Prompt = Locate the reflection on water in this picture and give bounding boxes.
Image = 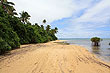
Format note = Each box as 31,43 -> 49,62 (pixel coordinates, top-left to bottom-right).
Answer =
92,46 -> 101,55
60,38 -> 110,62
91,45 -> 110,62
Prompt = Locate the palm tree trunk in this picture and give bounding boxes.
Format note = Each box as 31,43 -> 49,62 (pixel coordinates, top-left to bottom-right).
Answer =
94,42 -> 99,46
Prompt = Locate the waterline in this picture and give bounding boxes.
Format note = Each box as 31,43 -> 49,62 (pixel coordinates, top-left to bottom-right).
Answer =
59,38 -> 110,62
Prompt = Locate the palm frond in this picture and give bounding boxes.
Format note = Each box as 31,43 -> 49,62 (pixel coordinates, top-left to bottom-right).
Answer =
7,2 -> 15,5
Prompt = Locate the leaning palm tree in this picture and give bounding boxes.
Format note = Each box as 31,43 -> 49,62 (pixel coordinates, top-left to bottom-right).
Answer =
54,27 -> 58,33
91,37 -> 101,46
50,27 -> 58,34
19,11 -> 31,24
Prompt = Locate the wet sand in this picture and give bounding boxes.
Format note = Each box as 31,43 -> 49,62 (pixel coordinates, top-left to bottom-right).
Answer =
0,40 -> 110,73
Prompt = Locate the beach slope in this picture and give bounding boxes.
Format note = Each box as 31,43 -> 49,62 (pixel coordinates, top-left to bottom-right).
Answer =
0,40 -> 110,73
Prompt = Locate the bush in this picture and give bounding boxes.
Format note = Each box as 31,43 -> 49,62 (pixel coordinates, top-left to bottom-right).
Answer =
0,2 -> 58,55
0,37 -> 11,54
91,37 -> 101,46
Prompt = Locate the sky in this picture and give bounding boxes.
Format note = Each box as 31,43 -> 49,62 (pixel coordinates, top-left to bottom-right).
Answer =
9,0 -> 110,38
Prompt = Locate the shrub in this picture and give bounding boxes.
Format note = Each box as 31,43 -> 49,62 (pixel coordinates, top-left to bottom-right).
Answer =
0,37 -> 11,54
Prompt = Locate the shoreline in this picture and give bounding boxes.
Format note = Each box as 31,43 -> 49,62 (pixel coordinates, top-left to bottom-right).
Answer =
0,40 -> 110,73
60,40 -> 110,63
56,40 -> 110,64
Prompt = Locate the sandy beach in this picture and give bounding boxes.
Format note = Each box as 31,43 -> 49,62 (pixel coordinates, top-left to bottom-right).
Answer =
0,40 -> 110,73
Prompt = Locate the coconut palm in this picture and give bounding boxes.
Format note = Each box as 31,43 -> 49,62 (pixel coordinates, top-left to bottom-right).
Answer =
19,11 -> 31,24
46,25 -> 51,32
6,5 -> 17,16
50,27 -> 58,34
91,37 -> 101,46
41,25 -> 44,30
54,27 -> 58,33
43,19 -> 46,24
0,0 -> 17,16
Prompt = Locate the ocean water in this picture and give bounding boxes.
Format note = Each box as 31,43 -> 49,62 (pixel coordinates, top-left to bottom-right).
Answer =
59,38 -> 110,62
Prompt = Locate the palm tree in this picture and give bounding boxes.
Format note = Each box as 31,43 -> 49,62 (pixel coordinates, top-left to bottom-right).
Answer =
0,0 -> 17,16
41,25 -> 44,30
43,19 -> 46,24
50,27 -> 58,34
19,11 -> 31,24
46,25 -> 51,32
50,29 -> 55,34
91,37 -> 101,46
54,27 -> 58,33
6,5 -> 17,16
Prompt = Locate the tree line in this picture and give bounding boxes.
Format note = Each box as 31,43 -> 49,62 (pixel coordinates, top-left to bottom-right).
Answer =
0,0 -> 58,54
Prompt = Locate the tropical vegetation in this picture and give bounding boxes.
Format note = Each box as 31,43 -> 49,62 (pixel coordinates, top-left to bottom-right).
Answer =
0,0 -> 58,54
91,37 -> 101,46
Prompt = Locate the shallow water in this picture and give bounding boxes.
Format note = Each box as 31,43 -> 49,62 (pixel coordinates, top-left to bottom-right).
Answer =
59,38 -> 110,62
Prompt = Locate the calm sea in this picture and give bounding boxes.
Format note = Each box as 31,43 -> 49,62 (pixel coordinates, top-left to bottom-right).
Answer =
59,38 -> 110,62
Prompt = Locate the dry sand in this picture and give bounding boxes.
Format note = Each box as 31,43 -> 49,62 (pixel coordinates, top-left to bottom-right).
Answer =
0,40 -> 110,73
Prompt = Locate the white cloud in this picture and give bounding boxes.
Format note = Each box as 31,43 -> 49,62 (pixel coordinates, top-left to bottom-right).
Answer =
75,0 -> 110,23
9,0 -> 77,24
60,0 -> 110,38
8,0 -> 95,24
8,0 -> 110,38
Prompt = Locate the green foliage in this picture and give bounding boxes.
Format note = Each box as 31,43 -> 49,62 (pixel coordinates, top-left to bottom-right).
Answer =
0,7 -> 20,48
0,0 -> 58,54
19,11 -> 31,24
91,37 -> 101,46
7,16 -> 30,44
91,37 -> 101,43
0,37 -> 11,54
46,25 -> 51,32
0,0 -> 17,16
0,19 -> 20,49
